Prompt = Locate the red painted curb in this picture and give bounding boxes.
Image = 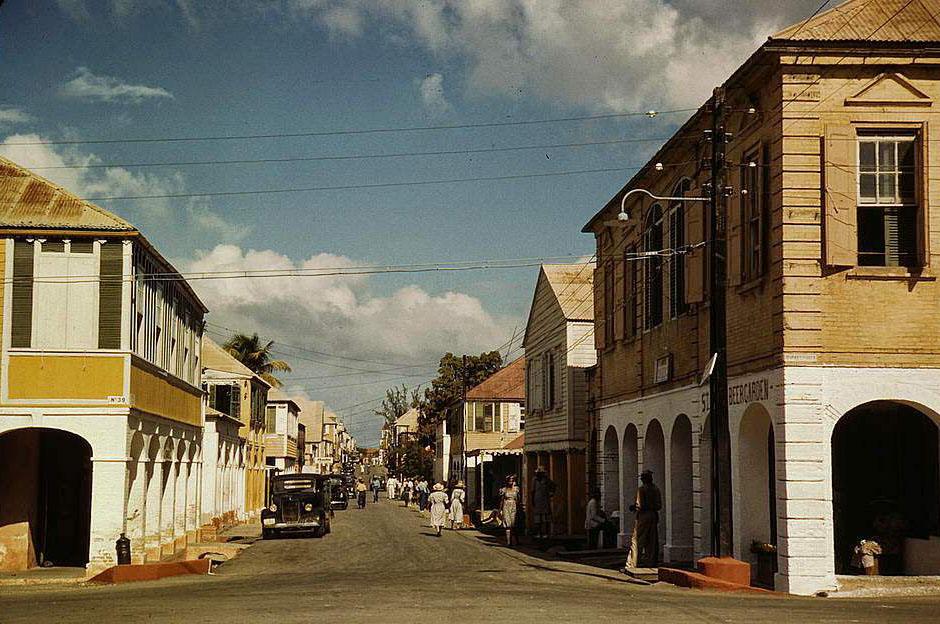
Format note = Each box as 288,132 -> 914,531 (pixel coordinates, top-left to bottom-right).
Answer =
658,567 -> 778,594
88,559 -> 211,585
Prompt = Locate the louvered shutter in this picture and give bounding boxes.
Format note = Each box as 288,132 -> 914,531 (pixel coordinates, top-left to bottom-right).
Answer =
98,241 -> 124,349
11,240 -> 34,348
613,260 -> 625,341
916,130 -> 929,267
824,124 -> 858,266
593,265 -> 606,350
685,202 -> 705,303
728,190 -> 743,286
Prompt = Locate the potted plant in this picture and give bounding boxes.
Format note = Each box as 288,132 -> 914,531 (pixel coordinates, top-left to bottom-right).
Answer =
750,540 -> 778,588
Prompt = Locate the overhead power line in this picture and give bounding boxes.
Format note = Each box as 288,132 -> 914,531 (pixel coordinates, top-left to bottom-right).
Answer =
2,108 -> 698,147
21,136 -> 676,171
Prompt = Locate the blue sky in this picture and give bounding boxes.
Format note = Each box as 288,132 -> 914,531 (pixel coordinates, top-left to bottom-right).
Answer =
0,0 -> 821,444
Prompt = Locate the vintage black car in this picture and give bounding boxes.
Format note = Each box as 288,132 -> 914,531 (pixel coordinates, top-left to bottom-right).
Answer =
261,474 -> 332,539
329,477 -> 349,510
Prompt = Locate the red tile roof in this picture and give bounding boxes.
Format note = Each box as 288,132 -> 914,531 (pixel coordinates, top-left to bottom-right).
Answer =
466,357 -> 525,401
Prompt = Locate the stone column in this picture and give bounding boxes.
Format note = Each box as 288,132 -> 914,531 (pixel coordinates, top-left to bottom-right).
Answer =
174,457 -> 188,553
188,458 -> 200,543
144,460 -> 163,562
87,458 -> 128,574
160,460 -> 177,558
124,458 -> 148,564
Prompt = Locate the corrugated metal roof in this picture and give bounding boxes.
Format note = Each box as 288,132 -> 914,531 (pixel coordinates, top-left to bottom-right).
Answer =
267,387 -> 301,411
773,0 -> 940,42
466,357 -> 526,401
0,157 -> 137,230
542,263 -> 595,321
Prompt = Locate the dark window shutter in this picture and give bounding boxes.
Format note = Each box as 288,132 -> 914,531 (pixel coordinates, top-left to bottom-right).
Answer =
11,240 -> 34,348
98,242 -> 123,349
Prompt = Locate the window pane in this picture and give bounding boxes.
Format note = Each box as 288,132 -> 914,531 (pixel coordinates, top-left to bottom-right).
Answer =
878,173 -> 896,202
859,142 -> 876,172
898,139 -> 915,170
878,141 -> 896,171
857,206 -> 886,266
899,172 -> 916,203
859,174 -> 877,202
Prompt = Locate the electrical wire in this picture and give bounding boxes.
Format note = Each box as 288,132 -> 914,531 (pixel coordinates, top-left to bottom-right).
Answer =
2,108 -> 698,147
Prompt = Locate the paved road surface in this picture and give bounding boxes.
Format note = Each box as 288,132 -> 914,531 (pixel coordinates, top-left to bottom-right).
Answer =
2,498 -> 940,623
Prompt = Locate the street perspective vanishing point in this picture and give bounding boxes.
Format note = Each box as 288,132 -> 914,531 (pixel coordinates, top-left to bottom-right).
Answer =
6,1 -> 940,622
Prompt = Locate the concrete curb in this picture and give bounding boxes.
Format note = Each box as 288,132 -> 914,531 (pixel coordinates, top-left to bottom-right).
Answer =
449,525 -> 650,586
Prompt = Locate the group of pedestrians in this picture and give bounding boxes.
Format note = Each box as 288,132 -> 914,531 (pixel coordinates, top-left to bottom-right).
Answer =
385,474 -> 467,536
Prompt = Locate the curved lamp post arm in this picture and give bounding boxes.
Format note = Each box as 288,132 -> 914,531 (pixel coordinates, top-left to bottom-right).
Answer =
618,188 -> 709,221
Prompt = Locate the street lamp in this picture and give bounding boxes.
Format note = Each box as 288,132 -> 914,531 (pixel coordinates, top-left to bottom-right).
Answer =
614,187 -> 709,223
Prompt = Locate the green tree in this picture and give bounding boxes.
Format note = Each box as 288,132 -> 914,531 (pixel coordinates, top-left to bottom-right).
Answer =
417,351 -> 503,442
373,384 -> 420,427
223,332 -> 293,388
398,438 -> 433,479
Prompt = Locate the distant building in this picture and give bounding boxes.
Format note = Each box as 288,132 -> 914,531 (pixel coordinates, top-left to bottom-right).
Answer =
264,388 -> 301,473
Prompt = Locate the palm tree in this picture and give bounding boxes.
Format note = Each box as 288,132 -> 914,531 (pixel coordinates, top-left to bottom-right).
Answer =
223,333 -> 292,388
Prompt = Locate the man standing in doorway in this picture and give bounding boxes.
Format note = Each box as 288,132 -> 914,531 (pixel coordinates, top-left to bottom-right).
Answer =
532,467 -> 556,539
626,470 -> 662,569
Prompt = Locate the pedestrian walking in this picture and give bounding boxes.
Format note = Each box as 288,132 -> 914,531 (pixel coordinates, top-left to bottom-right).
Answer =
499,475 -> 521,546
449,481 -> 466,530
402,478 -> 414,507
416,478 -> 429,510
356,479 -> 368,509
371,475 -> 381,503
428,482 -> 449,536
532,466 -> 556,539
625,470 -> 662,569
387,476 -> 398,500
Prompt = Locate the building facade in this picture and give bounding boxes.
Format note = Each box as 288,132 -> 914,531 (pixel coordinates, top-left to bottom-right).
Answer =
582,0 -> 940,594
264,389 -> 300,474
523,264 -> 596,536
0,157 -> 206,573
448,357 -> 526,514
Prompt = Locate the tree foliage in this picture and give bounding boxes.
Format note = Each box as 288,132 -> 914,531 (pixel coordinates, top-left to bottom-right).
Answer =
397,438 -> 433,480
373,384 -> 421,427
417,351 -> 503,438
223,333 -> 293,388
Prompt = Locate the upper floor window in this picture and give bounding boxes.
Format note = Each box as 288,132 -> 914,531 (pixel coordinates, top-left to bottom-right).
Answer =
603,260 -> 614,346
623,245 -> 638,339
858,133 -> 918,267
644,204 -> 664,330
739,146 -> 770,282
669,180 -> 691,317
265,406 -> 278,433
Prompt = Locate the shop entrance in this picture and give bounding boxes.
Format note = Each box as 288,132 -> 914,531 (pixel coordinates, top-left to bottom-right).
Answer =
832,401 -> 940,575
0,428 -> 93,570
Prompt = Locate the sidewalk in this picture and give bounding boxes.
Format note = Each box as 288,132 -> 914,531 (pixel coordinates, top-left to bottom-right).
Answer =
0,566 -> 87,587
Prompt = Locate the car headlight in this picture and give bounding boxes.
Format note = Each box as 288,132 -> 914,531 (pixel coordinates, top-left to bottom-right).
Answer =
269,503 -> 278,512
304,503 -> 313,512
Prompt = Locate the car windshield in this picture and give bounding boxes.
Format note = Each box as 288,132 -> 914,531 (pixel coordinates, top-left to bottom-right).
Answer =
272,478 -> 319,494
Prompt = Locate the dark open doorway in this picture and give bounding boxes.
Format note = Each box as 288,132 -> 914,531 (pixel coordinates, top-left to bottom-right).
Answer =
832,402 -> 940,575
0,428 -> 93,569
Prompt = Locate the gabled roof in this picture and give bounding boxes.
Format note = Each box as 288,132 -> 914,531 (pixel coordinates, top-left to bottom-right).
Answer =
395,408 -> 420,430
772,0 -> 940,43
0,157 -> 137,231
202,337 -> 272,388
267,387 -> 300,412
297,399 -> 324,443
543,264 -> 595,321
466,357 -> 525,402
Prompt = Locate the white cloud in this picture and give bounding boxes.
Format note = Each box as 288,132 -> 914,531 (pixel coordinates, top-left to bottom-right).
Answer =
184,244 -> 515,362
0,134 -> 253,244
419,73 -> 451,114
285,0 -> 818,112
0,108 -> 33,128
59,67 -> 174,104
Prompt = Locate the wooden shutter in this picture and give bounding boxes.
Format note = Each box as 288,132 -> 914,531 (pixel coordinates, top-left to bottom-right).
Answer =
11,240 -> 34,348
685,202 -> 705,303
917,127 -> 929,267
98,241 -> 124,349
613,260 -> 625,341
593,265 -> 606,350
824,124 -> 858,266
728,190 -> 743,286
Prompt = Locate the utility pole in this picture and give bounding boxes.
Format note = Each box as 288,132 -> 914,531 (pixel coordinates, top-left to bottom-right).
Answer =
706,86 -> 734,558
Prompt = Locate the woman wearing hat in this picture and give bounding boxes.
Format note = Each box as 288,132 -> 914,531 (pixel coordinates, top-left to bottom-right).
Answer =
449,481 -> 466,530
499,475 -> 521,546
428,482 -> 449,536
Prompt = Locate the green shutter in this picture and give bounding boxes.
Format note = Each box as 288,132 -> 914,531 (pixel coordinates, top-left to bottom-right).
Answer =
98,242 -> 123,349
11,240 -> 33,348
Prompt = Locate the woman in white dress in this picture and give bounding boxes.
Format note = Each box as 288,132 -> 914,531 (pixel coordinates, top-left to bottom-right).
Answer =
499,475 -> 521,546
449,481 -> 466,530
428,483 -> 449,536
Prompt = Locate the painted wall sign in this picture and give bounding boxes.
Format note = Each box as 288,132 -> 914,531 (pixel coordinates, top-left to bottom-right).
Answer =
728,378 -> 770,406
